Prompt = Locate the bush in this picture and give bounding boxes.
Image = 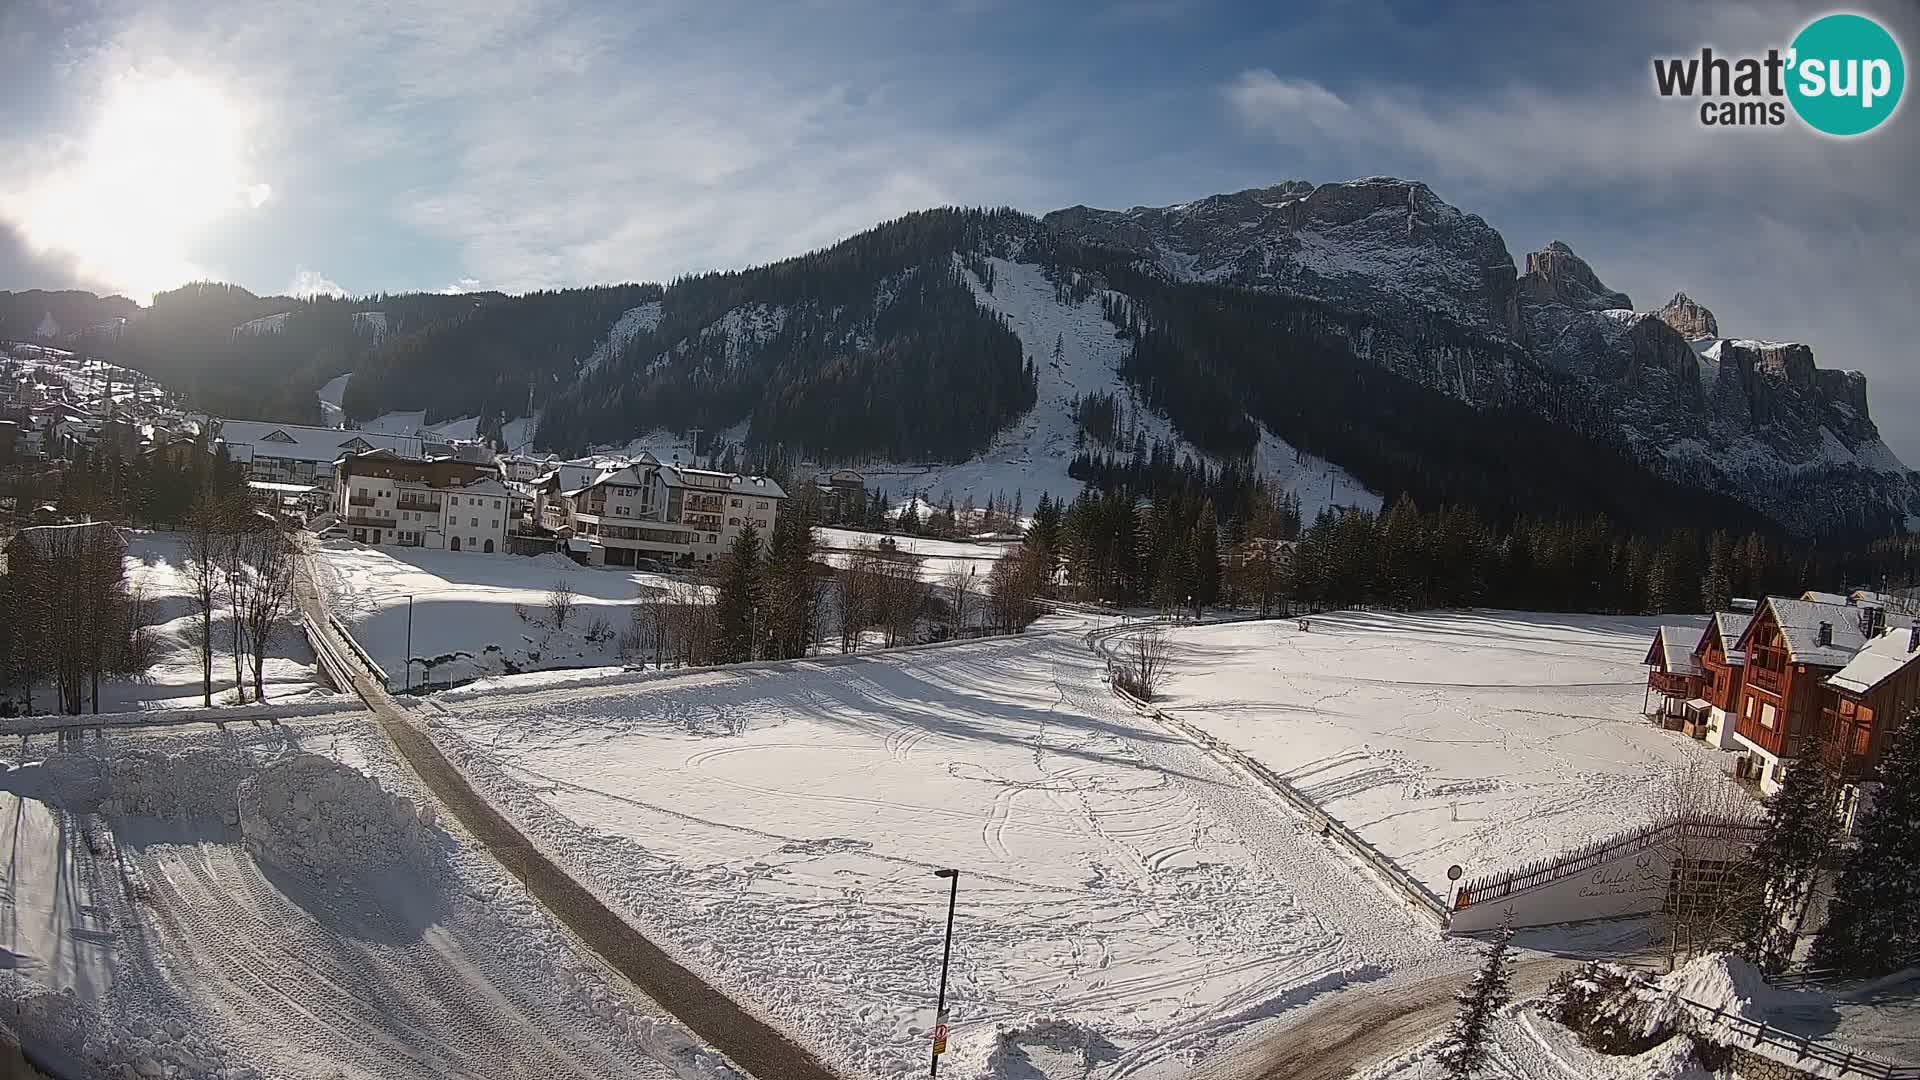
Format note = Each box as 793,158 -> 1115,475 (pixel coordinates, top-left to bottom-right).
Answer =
1547,962 -> 1677,1056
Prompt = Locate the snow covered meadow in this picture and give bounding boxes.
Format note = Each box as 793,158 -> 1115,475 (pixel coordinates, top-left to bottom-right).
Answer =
309,542 -> 693,686
0,718 -> 734,1080
1149,611 -> 1733,894
422,619 -> 1464,1079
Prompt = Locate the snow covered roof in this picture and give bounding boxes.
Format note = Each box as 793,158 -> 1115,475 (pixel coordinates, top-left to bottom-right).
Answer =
455,477 -> 512,498
1709,611 -> 1753,664
1746,596 -> 1870,668
218,420 -> 422,464
1826,625 -> 1920,696
658,465 -> 787,499
1800,590 -> 1850,606
1647,626 -> 1703,674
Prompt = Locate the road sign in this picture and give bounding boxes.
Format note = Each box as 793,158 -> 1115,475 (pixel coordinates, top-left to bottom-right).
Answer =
932,1009 -> 950,1056
1447,864 -> 1464,882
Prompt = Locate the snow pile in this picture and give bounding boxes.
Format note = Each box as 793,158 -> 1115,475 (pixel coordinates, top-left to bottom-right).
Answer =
237,752 -> 439,877
2,747 -> 262,823
938,1017 -> 1120,1080
3,986 -> 263,1080
1659,953 -> 1781,1023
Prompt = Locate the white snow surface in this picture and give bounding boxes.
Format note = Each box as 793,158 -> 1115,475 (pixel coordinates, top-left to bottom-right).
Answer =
317,371 -> 351,427
309,542 -> 691,684
0,721 -> 738,1080
1150,611 -> 1735,892
231,312 -> 291,337
110,531 -> 336,710
580,301 -> 664,378
1355,1002 -> 1709,1080
814,526 -> 1018,583
850,256 -> 1377,521
423,622 -> 1462,1079
361,410 -> 482,442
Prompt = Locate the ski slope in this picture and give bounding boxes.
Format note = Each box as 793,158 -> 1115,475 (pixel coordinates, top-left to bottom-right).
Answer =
424,621 -> 1463,1079
1150,611 -> 1735,893
855,256 -> 1377,519
0,719 -> 732,1080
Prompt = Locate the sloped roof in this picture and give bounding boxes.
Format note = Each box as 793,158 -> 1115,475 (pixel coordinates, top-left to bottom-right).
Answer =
8,521 -> 125,555
1826,625 -> 1920,696
1745,596 -> 1869,668
1647,625 -> 1704,674
1711,611 -> 1753,664
1801,590 -> 1850,606
218,419 -> 422,464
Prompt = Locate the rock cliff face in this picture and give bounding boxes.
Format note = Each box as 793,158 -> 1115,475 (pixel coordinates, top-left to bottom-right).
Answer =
1047,181 -> 1917,536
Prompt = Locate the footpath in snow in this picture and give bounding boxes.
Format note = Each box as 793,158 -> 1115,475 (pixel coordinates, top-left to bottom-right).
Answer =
0,718 -> 737,1080
1149,610 -> 1735,894
423,620 -> 1466,1079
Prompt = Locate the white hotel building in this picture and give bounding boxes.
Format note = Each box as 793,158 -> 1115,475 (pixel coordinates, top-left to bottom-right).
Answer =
534,452 -> 786,566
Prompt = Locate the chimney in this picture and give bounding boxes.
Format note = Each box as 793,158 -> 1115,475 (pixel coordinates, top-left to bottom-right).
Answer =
1817,621 -> 1833,647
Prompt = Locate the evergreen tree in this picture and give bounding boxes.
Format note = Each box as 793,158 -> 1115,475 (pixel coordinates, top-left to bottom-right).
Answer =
1810,707 -> 1920,975
1191,499 -> 1220,613
1439,926 -> 1514,1078
1741,735 -> 1843,974
714,525 -> 763,663
1702,531 -> 1734,614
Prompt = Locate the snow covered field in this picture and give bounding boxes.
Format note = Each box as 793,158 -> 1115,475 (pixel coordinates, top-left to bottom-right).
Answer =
100,532 -> 333,711
1150,611 -> 1732,894
309,542 -> 691,686
815,526 -> 1016,582
0,718 -> 732,1080
423,622 -> 1463,1079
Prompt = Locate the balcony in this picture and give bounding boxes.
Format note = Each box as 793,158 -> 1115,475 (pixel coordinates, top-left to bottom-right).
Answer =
1747,664 -> 1785,693
1648,670 -> 1702,698
348,495 -> 376,508
684,495 -> 725,513
397,498 -> 442,513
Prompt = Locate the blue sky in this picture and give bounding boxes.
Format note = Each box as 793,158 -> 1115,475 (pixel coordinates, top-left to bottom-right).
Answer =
3,0 -> 1917,461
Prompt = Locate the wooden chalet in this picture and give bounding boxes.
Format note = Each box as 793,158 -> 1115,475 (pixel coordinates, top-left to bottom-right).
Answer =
1644,624 -> 1706,724
1690,611 -> 1751,748
1731,596 -> 1880,793
1821,621 -> 1920,782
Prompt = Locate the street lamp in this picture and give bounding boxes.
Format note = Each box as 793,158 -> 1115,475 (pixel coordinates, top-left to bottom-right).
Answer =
404,594 -> 414,691
930,868 -> 959,1077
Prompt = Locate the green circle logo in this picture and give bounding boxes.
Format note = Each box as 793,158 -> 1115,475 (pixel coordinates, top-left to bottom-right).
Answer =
1787,13 -> 1905,136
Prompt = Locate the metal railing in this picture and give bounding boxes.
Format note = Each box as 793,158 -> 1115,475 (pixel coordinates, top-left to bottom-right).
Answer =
1676,996 -> 1920,1079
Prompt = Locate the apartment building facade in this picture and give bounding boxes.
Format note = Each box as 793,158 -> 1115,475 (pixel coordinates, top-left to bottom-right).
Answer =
535,452 -> 786,566
332,449 -> 510,554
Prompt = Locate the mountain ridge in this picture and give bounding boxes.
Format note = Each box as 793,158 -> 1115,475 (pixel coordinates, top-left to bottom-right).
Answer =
3,178 -> 1912,540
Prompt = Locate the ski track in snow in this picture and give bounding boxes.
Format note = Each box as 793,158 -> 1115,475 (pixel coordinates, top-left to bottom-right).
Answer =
425,623 -> 1464,1080
0,720 -> 737,1080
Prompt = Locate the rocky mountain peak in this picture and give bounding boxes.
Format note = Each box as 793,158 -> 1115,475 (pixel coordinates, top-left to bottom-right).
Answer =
1656,292 -> 1719,340
1517,241 -> 1631,312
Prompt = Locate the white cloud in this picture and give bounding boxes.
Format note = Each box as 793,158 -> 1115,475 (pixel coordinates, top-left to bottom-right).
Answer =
286,267 -> 346,298
440,277 -> 482,294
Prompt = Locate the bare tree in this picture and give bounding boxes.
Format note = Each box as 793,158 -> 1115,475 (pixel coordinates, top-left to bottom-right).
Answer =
220,523 -> 249,703
1117,627 -> 1171,701
986,544 -> 1043,633
942,565 -> 979,635
547,572 -> 578,629
237,520 -> 298,701
1648,758 -> 1766,967
182,497 -> 225,707
835,546 -> 884,653
876,552 -> 928,647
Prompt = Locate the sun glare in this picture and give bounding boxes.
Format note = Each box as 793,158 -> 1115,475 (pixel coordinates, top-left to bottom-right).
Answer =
10,72 -> 269,301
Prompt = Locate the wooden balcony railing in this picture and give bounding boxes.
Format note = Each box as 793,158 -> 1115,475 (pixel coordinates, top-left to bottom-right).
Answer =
1649,670 -> 1702,697
1748,664 -> 1785,692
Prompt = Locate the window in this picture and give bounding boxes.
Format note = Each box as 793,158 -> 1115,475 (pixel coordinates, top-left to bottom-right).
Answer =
469,537 -> 478,548
706,533 -> 717,544
1760,703 -> 1777,729
470,517 -> 479,527
730,498 -> 742,507
493,499 -> 501,509
757,500 -> 768,509
490,519 -> 499,529
728,517 -> 740,526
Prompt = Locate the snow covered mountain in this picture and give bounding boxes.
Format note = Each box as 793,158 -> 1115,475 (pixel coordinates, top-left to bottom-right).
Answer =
1044,178 -> 1917,537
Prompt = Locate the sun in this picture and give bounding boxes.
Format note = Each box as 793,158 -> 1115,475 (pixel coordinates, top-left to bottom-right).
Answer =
7,71 -> 270,302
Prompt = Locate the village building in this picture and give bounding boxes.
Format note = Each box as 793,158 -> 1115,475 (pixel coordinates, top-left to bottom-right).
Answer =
534,452 -> 786,567
1692,611 -> 1752,749
217,420 -> 422,492
1821,621 -> 1920,785
1729,595 -> 1881,794
331,449 -> 510,554
1643,624 -> 1706,725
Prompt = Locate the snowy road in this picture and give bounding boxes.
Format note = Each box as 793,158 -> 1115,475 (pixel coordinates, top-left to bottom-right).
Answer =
426,623 -> 1471,1078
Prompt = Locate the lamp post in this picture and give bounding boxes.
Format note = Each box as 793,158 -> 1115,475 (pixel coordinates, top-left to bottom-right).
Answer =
404,594 -> 414,691
930,868 -> 959,1077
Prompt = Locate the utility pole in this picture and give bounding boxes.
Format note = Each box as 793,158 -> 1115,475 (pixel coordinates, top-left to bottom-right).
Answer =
930,868 -> 959,1077
687,426 -> 704,468
405,594 -> 414,691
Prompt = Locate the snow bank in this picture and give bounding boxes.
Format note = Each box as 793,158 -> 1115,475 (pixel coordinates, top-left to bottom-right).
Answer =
4,986 -> 264,1080
237,753 -> 440,877
1659,953 -> 1781,1022
939,1017 -> 1120,1080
